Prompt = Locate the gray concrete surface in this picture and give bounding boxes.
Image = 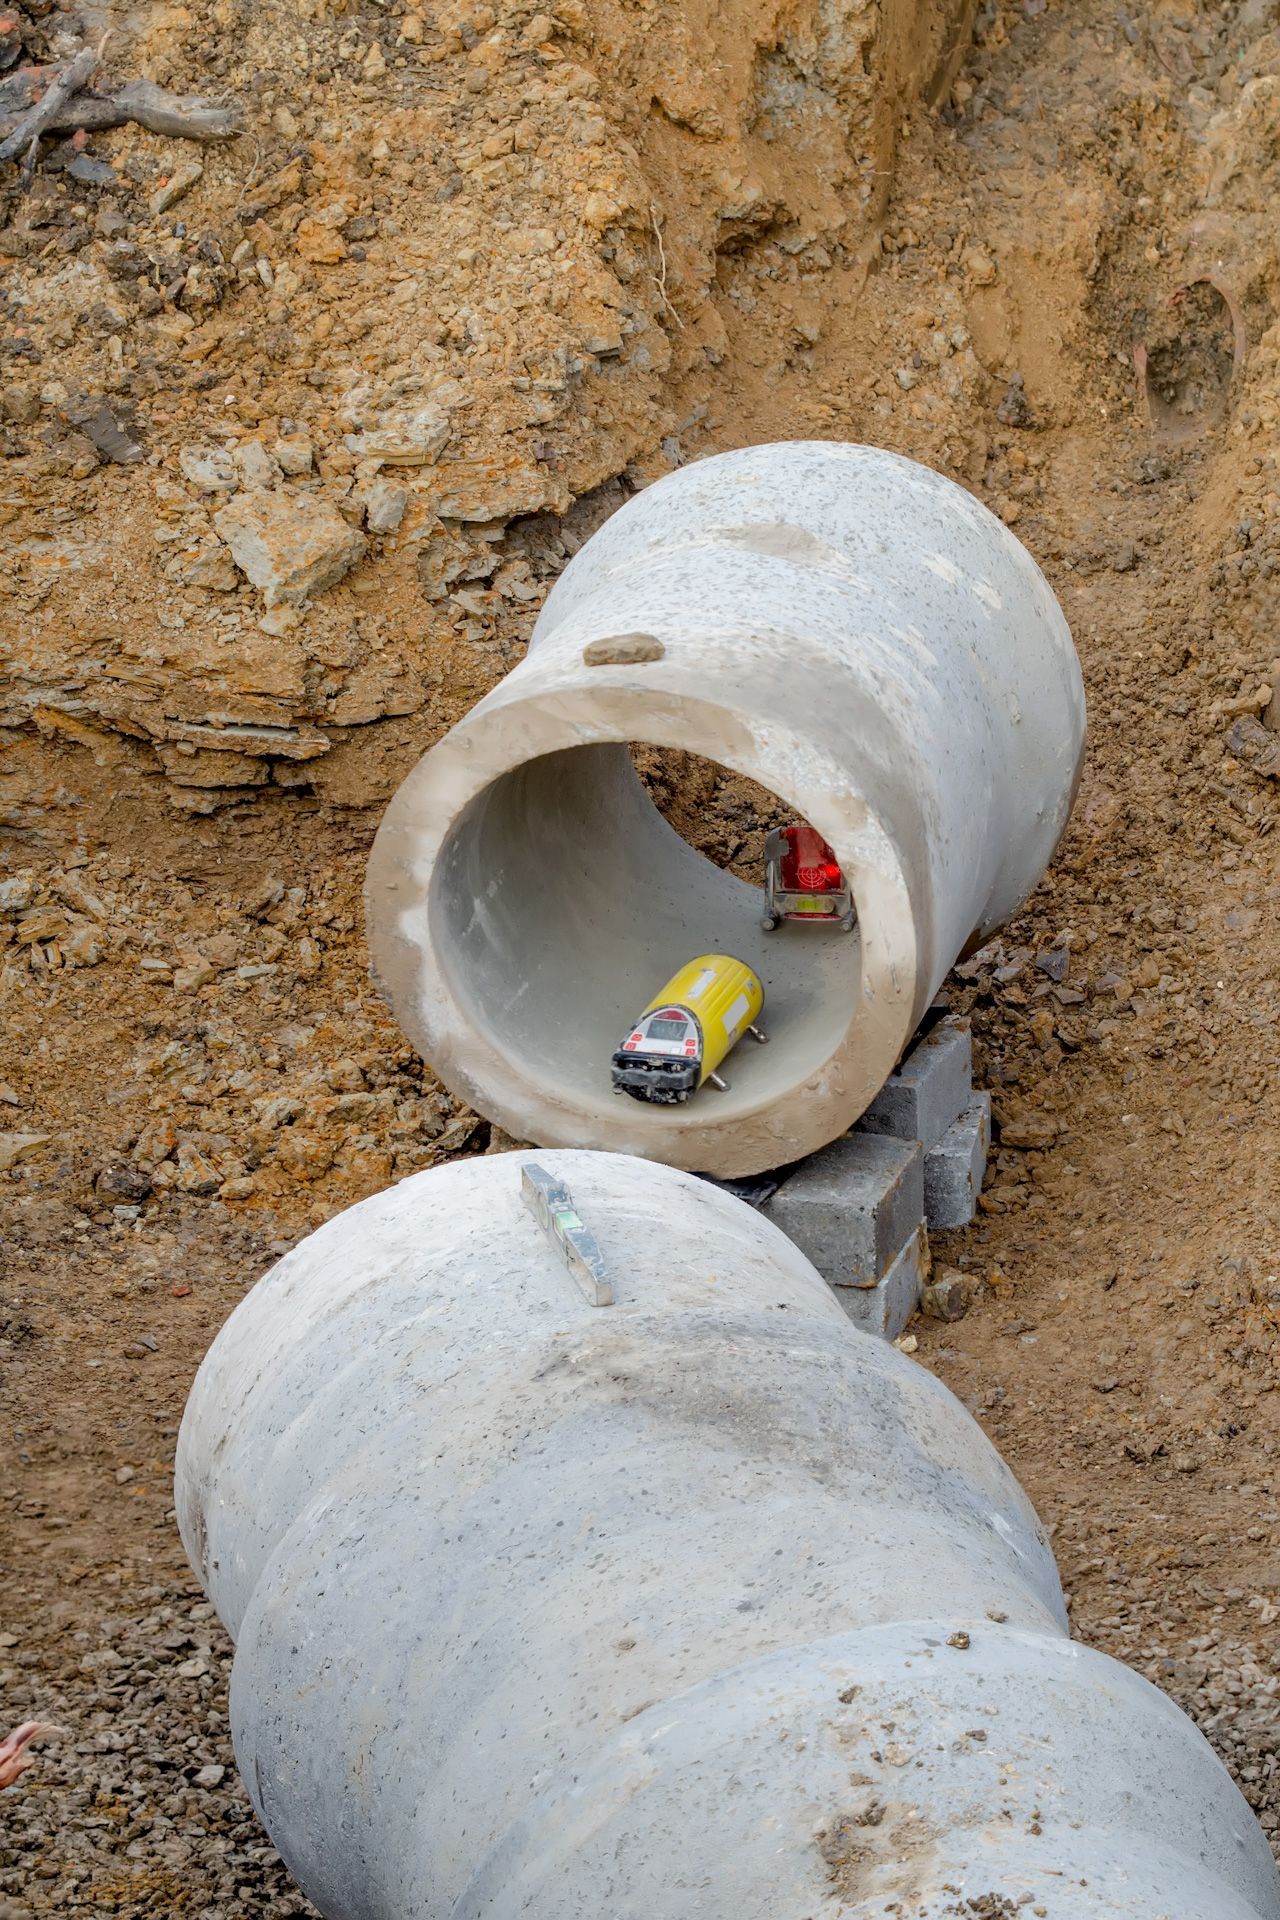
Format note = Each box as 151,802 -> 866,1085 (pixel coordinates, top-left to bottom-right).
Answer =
177,1150 -> 1280,1920
858,1014 -> 973,1152
761,1131 -> 923,1287
364,442 -> 1085,1176
925,1092 -> 992,1230
839,1220 -> 930,1340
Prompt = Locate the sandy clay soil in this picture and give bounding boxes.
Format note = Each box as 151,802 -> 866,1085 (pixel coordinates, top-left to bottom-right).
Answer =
3,0 -> 1280,1908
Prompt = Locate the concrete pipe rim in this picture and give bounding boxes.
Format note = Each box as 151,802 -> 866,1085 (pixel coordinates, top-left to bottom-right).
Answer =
365,680 -> 920,1177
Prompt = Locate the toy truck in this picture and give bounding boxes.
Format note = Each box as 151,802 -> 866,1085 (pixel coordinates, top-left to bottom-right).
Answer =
611,954 -> 766,1104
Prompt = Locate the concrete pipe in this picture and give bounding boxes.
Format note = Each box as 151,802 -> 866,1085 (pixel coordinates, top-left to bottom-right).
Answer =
365,442 -> 1085,1176
176,1150 -> 1279,1920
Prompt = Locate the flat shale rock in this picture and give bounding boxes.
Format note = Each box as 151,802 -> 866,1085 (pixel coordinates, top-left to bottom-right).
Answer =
213,490 -> 367,606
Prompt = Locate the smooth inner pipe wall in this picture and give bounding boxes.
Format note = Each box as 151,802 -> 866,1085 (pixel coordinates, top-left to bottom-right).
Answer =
175,1151 -> 1280,1920
365,442 -> 1086,1176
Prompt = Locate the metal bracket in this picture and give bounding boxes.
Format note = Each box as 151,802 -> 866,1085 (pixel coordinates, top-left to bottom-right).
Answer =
521,1162 -> 614,1307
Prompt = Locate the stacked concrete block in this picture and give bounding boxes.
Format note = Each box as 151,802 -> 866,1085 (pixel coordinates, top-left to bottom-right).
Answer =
859,1016 -> 973,1152
762,1134 -> 926,1340
757,1015 -> 989,1340
857,1016 -> 990,1233
924,1089 -> 992,1229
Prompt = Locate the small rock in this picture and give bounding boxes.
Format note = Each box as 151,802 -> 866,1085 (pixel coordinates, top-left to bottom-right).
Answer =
96,1163 -> 152,1203
1262,658 -> 1280,732
175,1145 -> 221,1195
895,367 -> 918,391
1112,541 -> 1138,573
583,633 -> 665,666
252,1093 -> 302,1128
947,1630 -> 971,1649
259,606 -> 300,635
0,1132 -> 49,1171
344,402 -> 450,467
996,1106 -> 1058,1151
1029,1008 -> 1055,1048
996,371 -> 1035,428
179,445 -> 238,493
921,1269 -> 970,1322
67,153 -> 118,187
213,489 -> 367,606
149,159 -> 203,215
296,216 -> 347,265
294,935 -> 322,977
62,922 -> 105,967
55,872 -> 105,919
1228,713 -> 1280,780
274,1131 -> 335,1179
273,434 -> 314,476
434,1113 -> 480,1154
364,478 -> 408,533
76,398 -> 143,465
1,383 -> 40,426
961,245 -> 998,285
1034,946 -> 1069,982
0,872 -> 36,913
234,439 -> 281,489
17,907 -> 69,945
245,871 -> 285,915
173,958 -> 216,991
363,39 -> 387,78
193,1762 -> 226,1787
115,1465 -> 135,1485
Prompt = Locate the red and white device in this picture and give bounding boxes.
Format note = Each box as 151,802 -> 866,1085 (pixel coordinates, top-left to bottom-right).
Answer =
761,824 -> 856,931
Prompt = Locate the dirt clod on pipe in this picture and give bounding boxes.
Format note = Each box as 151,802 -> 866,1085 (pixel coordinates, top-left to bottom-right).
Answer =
175,1151 -> 1280,1920
365,442 -> 1086,1176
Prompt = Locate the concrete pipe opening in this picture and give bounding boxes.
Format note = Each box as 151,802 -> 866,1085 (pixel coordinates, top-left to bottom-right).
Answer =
430,737 -> 866,1123
367,442 -> 1086,1176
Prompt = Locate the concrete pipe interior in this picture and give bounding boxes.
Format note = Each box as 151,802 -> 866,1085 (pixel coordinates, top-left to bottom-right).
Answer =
432,740 -> 860,1129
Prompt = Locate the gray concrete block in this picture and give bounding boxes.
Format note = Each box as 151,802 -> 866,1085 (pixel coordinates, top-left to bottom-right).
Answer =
924,1093 -> 991,1231
857,1016 -> 973,1152
762,1133 -> 923,1288
834,1224 -> 929,1340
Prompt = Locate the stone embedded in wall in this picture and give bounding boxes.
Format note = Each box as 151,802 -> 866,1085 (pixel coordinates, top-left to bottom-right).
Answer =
213,490 -> 368,607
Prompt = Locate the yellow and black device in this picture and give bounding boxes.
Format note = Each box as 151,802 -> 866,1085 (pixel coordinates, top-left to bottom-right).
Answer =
611,954 -> 766,1105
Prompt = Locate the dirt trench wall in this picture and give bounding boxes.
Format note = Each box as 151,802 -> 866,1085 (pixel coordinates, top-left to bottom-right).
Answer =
0,0 -> 974,819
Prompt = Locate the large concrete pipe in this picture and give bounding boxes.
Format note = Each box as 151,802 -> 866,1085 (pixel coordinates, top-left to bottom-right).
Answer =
176,1150 -> 1279,1920
365,443 -> 1086,1176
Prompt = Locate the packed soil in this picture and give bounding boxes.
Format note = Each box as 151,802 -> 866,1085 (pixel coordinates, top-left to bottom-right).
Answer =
4,0 -> 1280,1909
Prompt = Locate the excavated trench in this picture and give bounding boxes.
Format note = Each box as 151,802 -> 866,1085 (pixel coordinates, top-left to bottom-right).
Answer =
6,0 -> 1280,1909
